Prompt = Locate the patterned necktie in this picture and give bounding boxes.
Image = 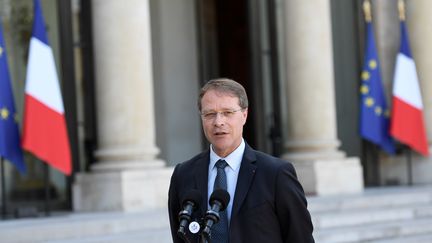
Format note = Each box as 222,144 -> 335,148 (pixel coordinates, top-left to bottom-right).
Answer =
211,159 -> 229,243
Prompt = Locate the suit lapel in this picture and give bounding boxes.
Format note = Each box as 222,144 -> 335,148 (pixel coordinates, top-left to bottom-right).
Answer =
194,150 -> 210,215
231,144 -> 257,218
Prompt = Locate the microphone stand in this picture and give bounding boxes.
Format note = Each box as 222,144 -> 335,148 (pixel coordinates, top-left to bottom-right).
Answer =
200,234 -> 209,243
178,231 -> 193,243
178,224 -> 209,243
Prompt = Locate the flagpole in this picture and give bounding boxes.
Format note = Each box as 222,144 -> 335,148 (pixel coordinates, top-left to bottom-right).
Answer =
1,157 -> 6,219
44,163 -> 51,216
363,0 -> 371,23
406,147 -> 413,186
398,0 -> 406,22
373,144 -> 381,186
398,0 -> 413,187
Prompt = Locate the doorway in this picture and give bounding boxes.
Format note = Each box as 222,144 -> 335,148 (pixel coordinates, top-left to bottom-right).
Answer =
196,0 -> 283,155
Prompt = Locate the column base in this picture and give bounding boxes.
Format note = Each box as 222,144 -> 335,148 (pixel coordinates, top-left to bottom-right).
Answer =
73,167 -> 173,212
290,157 -> 364,196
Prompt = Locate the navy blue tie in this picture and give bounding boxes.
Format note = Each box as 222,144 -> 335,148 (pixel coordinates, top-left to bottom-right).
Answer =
211,159 -> 229,243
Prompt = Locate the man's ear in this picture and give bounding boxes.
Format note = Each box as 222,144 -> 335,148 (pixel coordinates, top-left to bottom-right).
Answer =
242,108 -> 248,122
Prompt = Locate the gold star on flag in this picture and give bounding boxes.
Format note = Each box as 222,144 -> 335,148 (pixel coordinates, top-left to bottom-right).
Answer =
361,71 -> 370,81
360,84 -> 369,94
365,97 -> 374,107
0,46 -> 3,57
375,106 -> 382,115
1,107 -> 9,120
368,59 -> 377,69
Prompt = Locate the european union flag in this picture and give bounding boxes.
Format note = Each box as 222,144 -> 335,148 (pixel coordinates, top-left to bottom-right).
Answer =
0,20 -> 26,173
359,22 -> 395,154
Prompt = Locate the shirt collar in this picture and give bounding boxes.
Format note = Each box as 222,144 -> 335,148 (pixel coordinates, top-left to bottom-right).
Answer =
209,139 -> 245,172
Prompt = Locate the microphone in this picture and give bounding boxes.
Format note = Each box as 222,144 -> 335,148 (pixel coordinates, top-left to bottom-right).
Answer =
177,189 -> 202,237
201,189 -> 230,239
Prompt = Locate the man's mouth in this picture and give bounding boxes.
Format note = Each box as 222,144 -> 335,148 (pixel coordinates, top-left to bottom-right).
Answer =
214,131 -> 228,136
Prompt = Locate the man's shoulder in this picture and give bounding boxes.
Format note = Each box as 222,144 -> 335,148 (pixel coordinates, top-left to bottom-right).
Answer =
175,150 -> 208,169
249,148 -> 295,170
251,148 -> 288,163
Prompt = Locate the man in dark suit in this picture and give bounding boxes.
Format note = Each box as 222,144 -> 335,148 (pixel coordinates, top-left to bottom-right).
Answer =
168,78 -> 314,243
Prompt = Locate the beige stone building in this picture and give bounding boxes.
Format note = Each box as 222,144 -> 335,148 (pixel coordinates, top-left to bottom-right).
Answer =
0,0 -> 431,214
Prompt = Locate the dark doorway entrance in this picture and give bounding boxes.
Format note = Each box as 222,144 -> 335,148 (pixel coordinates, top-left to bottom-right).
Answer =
197,0 -> 283,155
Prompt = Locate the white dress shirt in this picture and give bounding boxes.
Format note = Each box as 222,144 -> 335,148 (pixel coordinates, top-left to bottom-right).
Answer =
207,139 -> 245,223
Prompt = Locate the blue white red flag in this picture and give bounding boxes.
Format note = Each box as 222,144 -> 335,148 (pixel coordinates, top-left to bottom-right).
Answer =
22,0 -> 72,175
390,20 -> 429,156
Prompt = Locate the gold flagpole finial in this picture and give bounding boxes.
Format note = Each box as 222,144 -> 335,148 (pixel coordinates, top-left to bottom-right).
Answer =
398,0 -> 406,21
363,0 -> 372,23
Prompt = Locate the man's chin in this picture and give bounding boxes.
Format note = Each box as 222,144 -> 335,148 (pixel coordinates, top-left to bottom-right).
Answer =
211,142 -> 230,154
210,135 -> 228,143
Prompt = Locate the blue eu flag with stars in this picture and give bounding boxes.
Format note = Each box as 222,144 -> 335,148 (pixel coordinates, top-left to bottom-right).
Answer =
359,22 -> 395,154
0,21 -> 26,173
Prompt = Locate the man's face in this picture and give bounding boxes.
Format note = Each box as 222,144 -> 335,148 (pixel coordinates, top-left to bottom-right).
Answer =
200,89 -> 248,157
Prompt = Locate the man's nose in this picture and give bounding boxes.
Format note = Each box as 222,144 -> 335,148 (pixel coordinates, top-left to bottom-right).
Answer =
213,113 -> 225,126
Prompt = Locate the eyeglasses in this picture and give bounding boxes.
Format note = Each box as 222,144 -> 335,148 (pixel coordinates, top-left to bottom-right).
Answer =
201,108 -> 244,120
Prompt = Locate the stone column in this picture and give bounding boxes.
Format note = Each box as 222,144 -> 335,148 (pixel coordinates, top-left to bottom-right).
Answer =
73,0 -> 172,212
90,0 -> 163,171
282,0 -> 363,195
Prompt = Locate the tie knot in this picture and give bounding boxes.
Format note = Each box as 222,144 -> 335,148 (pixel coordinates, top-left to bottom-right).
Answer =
215,159 -> 228,169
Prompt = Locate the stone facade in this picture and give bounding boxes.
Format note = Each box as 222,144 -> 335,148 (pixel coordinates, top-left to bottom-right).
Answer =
72,0 -> 432,212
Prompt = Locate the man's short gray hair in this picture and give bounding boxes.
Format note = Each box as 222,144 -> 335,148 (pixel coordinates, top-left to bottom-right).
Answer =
198,78 -> 249,111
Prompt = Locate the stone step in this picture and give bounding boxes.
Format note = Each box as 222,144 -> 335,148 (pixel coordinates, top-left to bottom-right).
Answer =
2,186 -> 432,242
312,204 -> 432,229
308,186 -> 432,214
45,227 -> 172,243
0,209 -> 169,243
314,217 -> 432,243
368,233 -> 432,243
310,186 -> 432,242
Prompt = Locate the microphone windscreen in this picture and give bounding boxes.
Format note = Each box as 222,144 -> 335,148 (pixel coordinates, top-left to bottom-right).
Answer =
209,189 -> 230,211
181,189 -> 202,208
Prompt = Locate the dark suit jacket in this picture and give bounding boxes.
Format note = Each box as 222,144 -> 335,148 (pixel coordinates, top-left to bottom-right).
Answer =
168,144 -> 314,243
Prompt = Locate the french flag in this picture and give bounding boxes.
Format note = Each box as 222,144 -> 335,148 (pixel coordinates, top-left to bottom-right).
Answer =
22,0 -> 72,175
390,20 -> 429,156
